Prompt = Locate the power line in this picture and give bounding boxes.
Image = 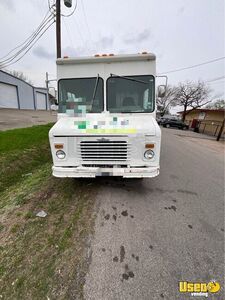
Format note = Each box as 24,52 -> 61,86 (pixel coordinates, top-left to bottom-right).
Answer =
208,81 -> 225,87
0,4 -> 56,68
207,76 -> 225,83
0,15 -> 55,67
158,56 -> 225,75
0,7 -> 55,62
62,18 -> 75,49
0,21 -> 55,69
71,15 -> 89,51
80,0 -> 95,50
208,80 -> 225,86
48,0 -> 55,10
0,15 -> 54,65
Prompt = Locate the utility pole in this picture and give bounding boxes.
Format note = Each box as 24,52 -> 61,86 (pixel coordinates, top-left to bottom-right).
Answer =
45,72 -> 50,111
216,118 -> 225,141
56,0 -> 61,58
55,1 -> 72,59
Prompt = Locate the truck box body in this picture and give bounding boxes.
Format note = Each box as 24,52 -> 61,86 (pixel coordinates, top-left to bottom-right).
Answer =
49,53 -> 161,178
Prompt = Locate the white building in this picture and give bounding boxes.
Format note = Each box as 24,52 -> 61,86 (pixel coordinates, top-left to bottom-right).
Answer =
0,70 -> 50,110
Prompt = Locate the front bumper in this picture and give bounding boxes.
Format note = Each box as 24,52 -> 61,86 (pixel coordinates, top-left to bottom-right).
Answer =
52,166 -> 160,178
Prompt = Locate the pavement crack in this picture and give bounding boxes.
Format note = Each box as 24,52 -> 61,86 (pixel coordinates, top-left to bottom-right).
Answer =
120,245 -> 125,262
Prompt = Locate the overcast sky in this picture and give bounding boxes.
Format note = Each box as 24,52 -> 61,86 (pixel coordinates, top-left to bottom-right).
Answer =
0,0 -> 224,100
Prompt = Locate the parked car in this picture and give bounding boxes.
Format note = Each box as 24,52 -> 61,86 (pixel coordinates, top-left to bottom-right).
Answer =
162,119 -> 189,130
157,117 -> 170,125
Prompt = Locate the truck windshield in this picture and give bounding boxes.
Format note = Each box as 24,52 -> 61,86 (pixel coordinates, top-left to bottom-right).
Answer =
58,77 -> 104,114
107,75 -> 155,113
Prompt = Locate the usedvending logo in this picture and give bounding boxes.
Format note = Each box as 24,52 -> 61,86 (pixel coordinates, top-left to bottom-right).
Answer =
179,280 -> 220,297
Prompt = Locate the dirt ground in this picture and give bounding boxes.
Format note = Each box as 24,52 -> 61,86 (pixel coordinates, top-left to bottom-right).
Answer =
0,108 -> 57,131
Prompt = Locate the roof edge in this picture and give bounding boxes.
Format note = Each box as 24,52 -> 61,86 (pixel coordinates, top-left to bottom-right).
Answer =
57,53 -> 156,65
177,108 -> 225,113
0,69 -> 46,90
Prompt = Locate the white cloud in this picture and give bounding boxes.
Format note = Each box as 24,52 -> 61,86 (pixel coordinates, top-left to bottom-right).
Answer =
0,0 -> 15,11
124,29 -> 152,44
33,46 -> 55,60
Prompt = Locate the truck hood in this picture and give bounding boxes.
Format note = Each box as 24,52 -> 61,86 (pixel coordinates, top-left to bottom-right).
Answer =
49,114 -> 159,137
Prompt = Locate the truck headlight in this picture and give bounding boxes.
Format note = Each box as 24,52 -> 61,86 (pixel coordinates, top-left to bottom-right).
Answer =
144,149 -> 154,159
56,150 -> 66,159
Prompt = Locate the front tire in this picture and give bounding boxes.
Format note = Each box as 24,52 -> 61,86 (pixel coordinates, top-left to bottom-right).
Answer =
166,124 -> 170,128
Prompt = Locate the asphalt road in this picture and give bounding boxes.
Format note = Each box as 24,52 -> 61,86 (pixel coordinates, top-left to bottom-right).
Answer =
83,128 -> 224,300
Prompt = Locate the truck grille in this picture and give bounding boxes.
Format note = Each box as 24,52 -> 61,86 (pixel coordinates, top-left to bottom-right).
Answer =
79,140 -> 129,161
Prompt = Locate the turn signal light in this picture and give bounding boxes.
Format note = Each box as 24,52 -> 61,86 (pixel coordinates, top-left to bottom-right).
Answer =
54,143 -> 64,149
145,143 -> 154,149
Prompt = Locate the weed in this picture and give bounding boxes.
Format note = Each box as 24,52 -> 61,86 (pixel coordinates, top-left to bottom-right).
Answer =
24,211 -> 34,220
0,124 -> 97,299
10,224 -> 21,233
0,223 -> 4,232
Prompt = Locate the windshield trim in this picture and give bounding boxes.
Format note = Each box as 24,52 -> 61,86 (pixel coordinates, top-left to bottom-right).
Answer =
58,76 -> 104,114
106,74 -> 155,114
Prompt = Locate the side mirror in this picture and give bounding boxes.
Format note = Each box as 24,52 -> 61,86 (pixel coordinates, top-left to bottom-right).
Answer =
51,104 -> 58,111
49,87 -> 56,98
157,85 -> 166,98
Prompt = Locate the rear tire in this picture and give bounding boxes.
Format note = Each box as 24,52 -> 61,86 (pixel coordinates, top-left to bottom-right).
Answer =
166,124 -> 170,128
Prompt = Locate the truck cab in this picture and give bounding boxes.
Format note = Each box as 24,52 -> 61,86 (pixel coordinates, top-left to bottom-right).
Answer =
49,53 -> 161,178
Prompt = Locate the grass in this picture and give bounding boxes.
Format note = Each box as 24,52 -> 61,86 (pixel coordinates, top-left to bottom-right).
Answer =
0,124 -> 52,153
0,124 -> 97,300
0,124 -> 53,193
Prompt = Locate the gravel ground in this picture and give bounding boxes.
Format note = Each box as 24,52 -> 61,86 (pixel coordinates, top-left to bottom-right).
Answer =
0,108 -> 56,130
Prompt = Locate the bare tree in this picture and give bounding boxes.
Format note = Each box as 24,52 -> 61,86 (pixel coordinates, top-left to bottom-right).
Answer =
174,80 -> 211,121
9,70 -> 33,85
156,85 -> 177,116
206,99 -> 225,109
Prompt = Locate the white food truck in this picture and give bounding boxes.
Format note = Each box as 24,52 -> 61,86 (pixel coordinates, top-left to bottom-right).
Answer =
49,53 -> 162,178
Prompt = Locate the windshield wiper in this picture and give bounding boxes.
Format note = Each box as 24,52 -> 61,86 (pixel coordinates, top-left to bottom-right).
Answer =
91,74 -> 100,107
110,73 -> 148,84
